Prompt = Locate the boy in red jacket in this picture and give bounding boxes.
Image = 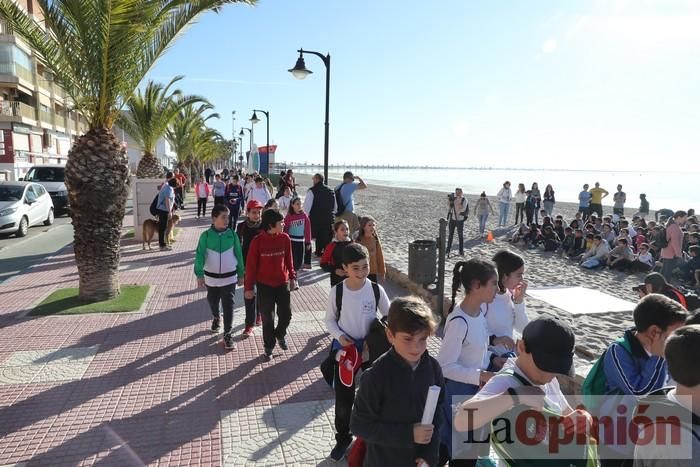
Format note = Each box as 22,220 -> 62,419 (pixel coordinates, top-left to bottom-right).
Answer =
245,209 -> 296,361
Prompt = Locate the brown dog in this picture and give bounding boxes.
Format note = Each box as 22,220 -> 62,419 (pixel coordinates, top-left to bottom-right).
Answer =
142,214 -> 181,250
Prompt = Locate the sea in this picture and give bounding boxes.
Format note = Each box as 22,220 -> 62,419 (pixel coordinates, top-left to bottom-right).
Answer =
293,167 -> 697,211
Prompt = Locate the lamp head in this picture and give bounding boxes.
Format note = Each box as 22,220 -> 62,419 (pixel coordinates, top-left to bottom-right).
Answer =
288,53 -> 312,80
250,111 -> 260,124
239,129 -> 245,137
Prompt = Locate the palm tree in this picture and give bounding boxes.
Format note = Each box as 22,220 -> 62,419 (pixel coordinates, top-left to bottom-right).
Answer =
167,102 -> 220,181
118,76 -> 207,178
0,0 -> 254,301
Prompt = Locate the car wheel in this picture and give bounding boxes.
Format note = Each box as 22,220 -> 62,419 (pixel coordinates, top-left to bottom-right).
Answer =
44,208 -> 54,226
16,216 -> 28,237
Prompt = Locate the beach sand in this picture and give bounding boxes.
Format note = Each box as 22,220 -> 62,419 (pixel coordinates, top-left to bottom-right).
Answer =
295,175 -> 651,380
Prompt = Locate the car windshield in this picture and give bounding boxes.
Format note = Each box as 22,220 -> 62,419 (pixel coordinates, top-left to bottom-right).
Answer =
25,167 -> 65,182
0,186 -> 24,202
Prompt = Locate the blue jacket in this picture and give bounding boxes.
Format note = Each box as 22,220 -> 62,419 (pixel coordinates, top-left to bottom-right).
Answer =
603,329 -> 668,397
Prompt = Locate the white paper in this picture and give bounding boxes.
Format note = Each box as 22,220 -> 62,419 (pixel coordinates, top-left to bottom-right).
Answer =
421,385 -> 441,425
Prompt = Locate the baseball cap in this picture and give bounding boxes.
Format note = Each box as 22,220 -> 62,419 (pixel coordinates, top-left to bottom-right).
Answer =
246,200 -> 263,210
522,316 -> 575,376
632,283 -> 646,292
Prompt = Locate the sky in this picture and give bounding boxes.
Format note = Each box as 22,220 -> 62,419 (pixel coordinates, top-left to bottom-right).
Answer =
146,0 -> 700,171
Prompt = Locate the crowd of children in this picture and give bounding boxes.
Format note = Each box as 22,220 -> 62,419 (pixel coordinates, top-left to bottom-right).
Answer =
191,171 -> 700,466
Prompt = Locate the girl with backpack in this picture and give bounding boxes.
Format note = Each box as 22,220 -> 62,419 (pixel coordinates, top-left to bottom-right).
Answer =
436,258 -> 501,466
320,220 -> 354,287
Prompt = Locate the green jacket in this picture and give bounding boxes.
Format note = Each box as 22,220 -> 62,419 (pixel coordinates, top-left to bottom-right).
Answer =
194,226 -> 245,287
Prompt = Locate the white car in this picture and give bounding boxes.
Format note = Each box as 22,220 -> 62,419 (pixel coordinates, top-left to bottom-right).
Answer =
22,165 -> 70,215
0,181 -> 55,237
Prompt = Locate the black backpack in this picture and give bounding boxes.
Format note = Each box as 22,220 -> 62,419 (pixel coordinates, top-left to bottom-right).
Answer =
149,193 -> 159,217
655,225 -> 669,249
334,183 -> 347,216
319,280 -> 385,386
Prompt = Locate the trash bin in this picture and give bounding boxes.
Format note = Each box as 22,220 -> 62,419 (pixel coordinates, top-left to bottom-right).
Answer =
408,240 -> 437,285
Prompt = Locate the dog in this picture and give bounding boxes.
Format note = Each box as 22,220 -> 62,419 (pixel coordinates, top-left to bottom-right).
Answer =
142,214 -> 181,250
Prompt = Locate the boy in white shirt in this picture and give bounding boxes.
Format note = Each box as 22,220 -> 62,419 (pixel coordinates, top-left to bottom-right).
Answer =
324,243 -> 390,461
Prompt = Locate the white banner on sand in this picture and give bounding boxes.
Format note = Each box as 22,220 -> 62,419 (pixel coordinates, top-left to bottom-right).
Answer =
527,286 -> 635,315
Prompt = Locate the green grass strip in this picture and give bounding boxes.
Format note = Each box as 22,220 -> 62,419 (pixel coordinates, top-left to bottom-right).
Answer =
30,285 -> 149,316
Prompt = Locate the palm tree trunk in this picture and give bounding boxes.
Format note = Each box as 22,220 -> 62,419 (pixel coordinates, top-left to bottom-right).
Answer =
65,128 -> 130,302
136,151 -> 164,178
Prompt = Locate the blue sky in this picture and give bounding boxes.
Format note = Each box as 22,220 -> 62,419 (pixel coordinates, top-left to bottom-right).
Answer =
146,0 -> 700,171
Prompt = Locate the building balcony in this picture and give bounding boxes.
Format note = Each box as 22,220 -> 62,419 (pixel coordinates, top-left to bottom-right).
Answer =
0,100 -> 37,122
39,108 -> 54,127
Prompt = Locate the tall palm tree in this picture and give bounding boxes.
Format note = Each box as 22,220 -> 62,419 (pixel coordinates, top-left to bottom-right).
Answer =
0,0 -> 254,301
167,102 -> 219,176
118,76 -> 207,178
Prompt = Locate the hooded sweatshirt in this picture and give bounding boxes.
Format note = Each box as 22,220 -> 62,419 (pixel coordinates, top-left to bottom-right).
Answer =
194,226 -> 245,287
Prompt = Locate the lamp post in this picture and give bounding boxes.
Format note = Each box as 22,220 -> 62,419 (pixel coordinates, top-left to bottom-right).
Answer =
239,127 -> 252,169
231,110 -> 236,169
235,136 -> 243,170
288,48 -> 331,184
250,109 -> 270,174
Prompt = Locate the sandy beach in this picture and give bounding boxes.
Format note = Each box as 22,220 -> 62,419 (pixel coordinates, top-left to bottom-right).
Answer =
296,174 -> 650,369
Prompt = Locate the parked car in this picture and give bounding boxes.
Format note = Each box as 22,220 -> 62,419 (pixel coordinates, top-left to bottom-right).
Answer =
0,181 -> 54,237
22,165 -> 69,215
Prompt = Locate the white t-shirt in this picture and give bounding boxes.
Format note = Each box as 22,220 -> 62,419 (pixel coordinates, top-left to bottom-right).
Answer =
325,280 -> 390,341
278,195 -> 292,213
436,306 -> 490,386
482,291 -> 528,350
637,252 -> 655,267
249,186 -> 271,205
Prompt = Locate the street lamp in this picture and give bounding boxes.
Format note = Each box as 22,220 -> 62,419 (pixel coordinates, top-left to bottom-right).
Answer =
239,127 -> 252,168
231,110 -> 236,169
235,136 -> 243,170
250,109 -> 269,174
288,48 -> 331,183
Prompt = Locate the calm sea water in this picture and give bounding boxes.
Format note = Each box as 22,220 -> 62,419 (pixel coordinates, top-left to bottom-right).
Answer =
294,167 -> 697,211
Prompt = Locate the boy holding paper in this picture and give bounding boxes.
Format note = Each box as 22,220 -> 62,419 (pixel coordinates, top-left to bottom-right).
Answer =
350,296 -> 445,466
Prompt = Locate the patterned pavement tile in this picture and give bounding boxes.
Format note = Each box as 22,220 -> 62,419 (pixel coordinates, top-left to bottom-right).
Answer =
220,406 -> 283,467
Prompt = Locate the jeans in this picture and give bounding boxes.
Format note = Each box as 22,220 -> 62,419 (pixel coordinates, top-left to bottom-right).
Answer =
661,257 -> 681,282
228,209 -> 239,230
206,283 -> 236,334
244,292 -> 257,327
582,258 -> 602,269
175,187 -> 184,208
498,202 -> 509,226
543,200 -> 554,216
256,282 -> 292,351
157,210 -> 169,247
590,203 -> 603,217
197,197 -> 207,217
448,219 -> 465,254
514,203 -> 524,225
477,213 -> 488,235
291,241 -> 310,272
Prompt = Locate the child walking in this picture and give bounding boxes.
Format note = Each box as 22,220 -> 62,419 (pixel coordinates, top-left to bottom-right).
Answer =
236,199 -> 264,337
244,209 -> 296,361
320,219 -> 354,287
324,243 -> 391,461
225,175 -> 244,230
474,192 -> 495,237
436,258 -> 500,466
194,205 -> 245,350
356,215 -> 386,283
351,296 -> 444,467
195,175 -> 210,219
283,197 -> 312,290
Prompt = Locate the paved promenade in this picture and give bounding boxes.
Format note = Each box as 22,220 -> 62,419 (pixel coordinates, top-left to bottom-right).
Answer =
0,207 -> 425,466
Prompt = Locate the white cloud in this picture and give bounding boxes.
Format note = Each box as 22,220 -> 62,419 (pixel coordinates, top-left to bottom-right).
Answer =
542,39 -> 558,54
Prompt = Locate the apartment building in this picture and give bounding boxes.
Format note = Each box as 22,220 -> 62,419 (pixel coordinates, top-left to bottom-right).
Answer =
113,125 -> 178,174
0,0 -> 88,181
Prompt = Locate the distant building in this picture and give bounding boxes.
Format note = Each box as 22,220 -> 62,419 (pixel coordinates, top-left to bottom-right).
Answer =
0,0 -> 89,181
114,125 -> 177,174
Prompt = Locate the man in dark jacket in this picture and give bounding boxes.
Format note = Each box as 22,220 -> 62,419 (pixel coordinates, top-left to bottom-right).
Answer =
303,173 -> 336,256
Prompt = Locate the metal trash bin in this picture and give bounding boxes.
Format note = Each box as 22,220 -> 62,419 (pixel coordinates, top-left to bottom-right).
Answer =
408,240 -> 437,285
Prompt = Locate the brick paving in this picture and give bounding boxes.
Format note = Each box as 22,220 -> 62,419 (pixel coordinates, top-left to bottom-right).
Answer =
0,206 -> 433,466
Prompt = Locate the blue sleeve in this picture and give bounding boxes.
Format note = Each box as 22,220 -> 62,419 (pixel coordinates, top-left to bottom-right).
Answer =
602,343 -> 666,396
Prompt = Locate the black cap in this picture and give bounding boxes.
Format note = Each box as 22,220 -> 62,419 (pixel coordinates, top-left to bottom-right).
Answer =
522,316 -> 575,376
644,272 -> 667,290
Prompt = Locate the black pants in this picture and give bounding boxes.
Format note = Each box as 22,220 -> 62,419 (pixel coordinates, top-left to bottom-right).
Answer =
244,295 -> 257,327
206,283 -> 235,334
514,202 -> 524,224
214,196 -> 225,206
256,282 -> 292,351
333,357 -> 355,445
590,203 -> 603,217
206,174 -> 212,184
228,210 -> 239,230
197,197 -> 207,217
447,219 -> 465,255
525,208 -> 534,226
157,210 -> 169,247
311,219 -> 333,255
291,241 -> 310,272
613,207 -> 624,216
175,187 -> 184,208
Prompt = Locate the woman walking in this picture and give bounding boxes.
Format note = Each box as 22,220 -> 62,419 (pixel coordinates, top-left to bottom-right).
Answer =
513,183 -> 526,225
543,184 -> 555,217
475,192 -> 495,237
496,181 -> 512,227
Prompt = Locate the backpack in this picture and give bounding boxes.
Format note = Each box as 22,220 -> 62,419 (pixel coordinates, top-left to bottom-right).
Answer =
149,193 -> 159,217
581,336 -> 632,411
334,183 -> 347,216
655,225 -> 669,249
319,280 -> 384,387
491,370 -> 599,467
637,387 -> 700,444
